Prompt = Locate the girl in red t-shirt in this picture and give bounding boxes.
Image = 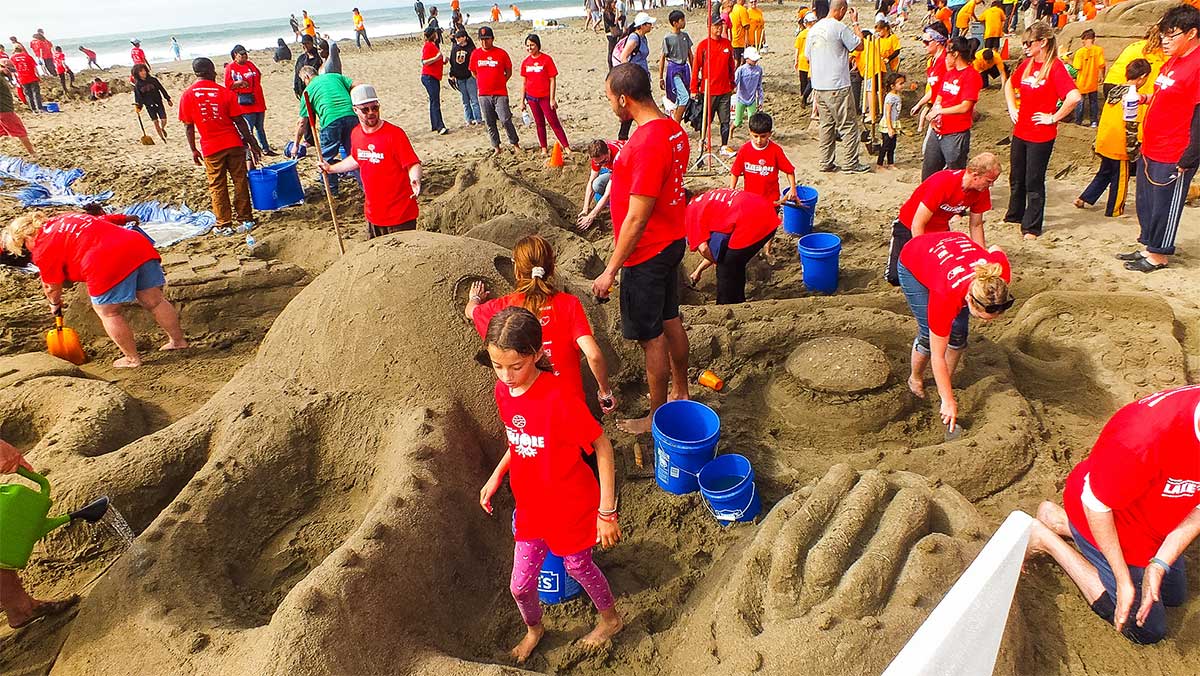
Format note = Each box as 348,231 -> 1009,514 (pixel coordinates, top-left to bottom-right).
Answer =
465,235 -> 616,412
1002,21 -> 1081,239
519,34 -> 571,156
478,306 -> 623,663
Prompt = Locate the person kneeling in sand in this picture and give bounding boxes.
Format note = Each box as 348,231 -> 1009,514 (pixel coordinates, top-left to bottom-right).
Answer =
2,210 -> 188,368
1025,386 -> 1200,645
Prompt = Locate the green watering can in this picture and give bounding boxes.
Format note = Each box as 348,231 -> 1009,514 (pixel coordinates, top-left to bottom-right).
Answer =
0,467 -> 110,570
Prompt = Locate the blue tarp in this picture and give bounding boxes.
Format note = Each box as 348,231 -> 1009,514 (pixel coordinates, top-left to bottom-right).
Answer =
0,155 -> 114,207
121,201 -> 216,248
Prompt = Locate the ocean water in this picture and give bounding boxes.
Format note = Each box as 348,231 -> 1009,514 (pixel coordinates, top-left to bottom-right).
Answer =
56,0 -> 652,73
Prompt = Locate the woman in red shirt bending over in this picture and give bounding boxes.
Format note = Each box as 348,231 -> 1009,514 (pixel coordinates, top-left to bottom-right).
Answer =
478,306 -> 623,663
1003,20 -> 1080,240
2,211 -> 187,368
465,234 -> 616,412
897,231 -> 1013,432
520,34 -> 571,157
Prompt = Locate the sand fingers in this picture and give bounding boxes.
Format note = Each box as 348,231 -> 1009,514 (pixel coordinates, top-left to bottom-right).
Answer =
797,470 -> 889,609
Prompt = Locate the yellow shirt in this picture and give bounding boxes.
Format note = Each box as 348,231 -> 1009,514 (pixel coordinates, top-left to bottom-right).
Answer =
878,33 -> 900,69
1094,85 -> 1146,159
747,7 -> 765,46
354,13 -> 365,30
304,17 -> 316,36
795,29 -> 810,72
982,6 -> 1005,38
956,0 -> 977,29
1104,40 -> 1166,96
1072,44 -> 1105,94
730,4 -> 750,48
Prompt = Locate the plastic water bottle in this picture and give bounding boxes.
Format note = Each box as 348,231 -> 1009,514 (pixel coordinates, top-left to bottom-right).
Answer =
1122,87 -> 1140,122
245,234 -> 257,249
522,110 -> 533,127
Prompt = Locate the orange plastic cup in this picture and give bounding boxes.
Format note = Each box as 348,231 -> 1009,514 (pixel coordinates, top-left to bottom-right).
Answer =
698,369 -> 724,391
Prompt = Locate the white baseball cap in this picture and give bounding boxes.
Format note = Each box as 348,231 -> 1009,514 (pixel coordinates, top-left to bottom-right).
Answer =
743,46 -> 762,62
351,84 -> 379,106
804,11 -> 818,22
633,11 -> 656,27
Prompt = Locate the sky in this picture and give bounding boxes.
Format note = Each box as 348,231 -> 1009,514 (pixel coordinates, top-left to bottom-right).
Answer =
6,0 -> 383,42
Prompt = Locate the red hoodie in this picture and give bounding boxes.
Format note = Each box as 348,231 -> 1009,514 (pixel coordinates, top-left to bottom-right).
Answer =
691,37 -> 736,96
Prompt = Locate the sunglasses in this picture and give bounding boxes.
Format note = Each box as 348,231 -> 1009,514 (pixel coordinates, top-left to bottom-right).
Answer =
1161,30 -> 1188,41
970,294 -> 1015,314
356,104 -> 380,113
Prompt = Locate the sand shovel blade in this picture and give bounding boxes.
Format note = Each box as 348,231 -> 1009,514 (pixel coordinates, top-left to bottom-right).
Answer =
140,135 -> 155,145
46,321 -> 87,365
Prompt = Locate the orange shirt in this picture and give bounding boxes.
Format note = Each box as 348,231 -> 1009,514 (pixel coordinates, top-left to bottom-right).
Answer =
1072,44 -> 1105,93
491,6 -> 501,20
936,6 -> 952,32
1083,1 -> 1097,19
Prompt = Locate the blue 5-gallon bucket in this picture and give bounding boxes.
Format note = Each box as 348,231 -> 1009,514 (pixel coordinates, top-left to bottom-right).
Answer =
652,400 -> 721,495
511,512 -> 583,605
781,186 -> 818,237
797,232 -> 842,294
248,160 -> 304,211
698,454 -> 761,525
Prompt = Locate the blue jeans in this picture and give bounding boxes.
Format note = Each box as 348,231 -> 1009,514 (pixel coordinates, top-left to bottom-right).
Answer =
421,74 -> 446,132
240,111 -> 272,152
1069,522 -> 1186,644
318,114 -> 360,196
592,169 -> 611,201
457,76 -> 482,124
897,262 -> 969,355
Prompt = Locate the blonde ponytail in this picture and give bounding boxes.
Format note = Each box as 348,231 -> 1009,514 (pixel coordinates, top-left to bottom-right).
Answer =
969,262 -> 1010,308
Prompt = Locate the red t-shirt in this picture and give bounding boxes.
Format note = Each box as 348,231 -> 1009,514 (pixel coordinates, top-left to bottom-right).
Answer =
90,81 -> 109,97
30,39 -> 52,60
898,169 -> 992,232
684,188 -> 780,251
10,53 -> 39,86
31,213 -> 160,296
899,231 -> 1011,337
469,46 -> 512,96
350,121 -> 421,226
1063,386 -> 1200,567
932,63 -> 981,134
1142,47 -> 1200,165
421,41 -> 445,80
473,292 -> 593,397
590,140 -> 625,172
610,118 -> 690,266
495,372 -> 603,556
224,61 -> 266,115
731,140 -> 795,203
178,80 -> 245,157
691,37 -> 735,96
520,53 -> 558,99
926,52 -> 948,94
131,46 -> 147,65
1011,58 -> 1078,143
53,52 -> 68,75
81,48 -> 97,61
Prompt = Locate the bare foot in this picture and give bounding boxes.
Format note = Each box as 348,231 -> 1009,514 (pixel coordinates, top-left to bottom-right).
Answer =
510,624 -> 545,664
492,147 -> 502,157
581,609 -> 623,647
1073,198 -> 1086,209
617,415 -> 652,435
539,147 -> 548,157
511,144 -> 524,155
669,386 -> 689,402
113,356 -> 142,369
907,375 -> 925,398
1023,233 -> 1038,241
160,340 -> 189,351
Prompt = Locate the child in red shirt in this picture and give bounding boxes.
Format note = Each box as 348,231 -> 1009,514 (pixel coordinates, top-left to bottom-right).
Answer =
477,306 -> 622,664
730,112 -> 797,261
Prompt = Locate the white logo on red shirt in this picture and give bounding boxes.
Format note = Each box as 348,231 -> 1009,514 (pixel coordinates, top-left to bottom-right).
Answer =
356,143 -> 385,164
478,57 -> 499,67
742,159 -> 775,176
941,80 -> 962,96
1162,478 -> 1200,498
1155,71 -> 1177,91
511,414 -> 527,429
506,425 -> 544,458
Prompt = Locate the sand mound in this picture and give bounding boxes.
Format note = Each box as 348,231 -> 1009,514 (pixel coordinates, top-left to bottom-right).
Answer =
1059,0 -> 1172,52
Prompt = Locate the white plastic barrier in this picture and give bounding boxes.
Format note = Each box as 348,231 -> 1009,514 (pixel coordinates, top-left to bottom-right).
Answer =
882,510 -> 1034,676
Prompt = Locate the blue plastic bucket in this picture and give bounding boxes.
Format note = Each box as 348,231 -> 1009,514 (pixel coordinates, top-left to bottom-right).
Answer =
797,232 -> 842,294
511,512 -> 583,604
248,167 -> 279,211
781,186 -> 818,237
698,454 -> 761,524
652,400 -> 721,495
269,160 -> 304,208
42,102 -> 60,113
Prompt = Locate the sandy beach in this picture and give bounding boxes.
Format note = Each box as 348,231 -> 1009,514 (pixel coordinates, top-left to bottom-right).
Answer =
2,3 -> 1200,674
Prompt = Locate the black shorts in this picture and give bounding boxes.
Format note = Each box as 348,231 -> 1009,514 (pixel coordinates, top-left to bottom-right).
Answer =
144,101 -> 166,121
367,220 -> 417,239
886,219 -> 912,287
619,238 -> 685,341
984,37 -> 1001,50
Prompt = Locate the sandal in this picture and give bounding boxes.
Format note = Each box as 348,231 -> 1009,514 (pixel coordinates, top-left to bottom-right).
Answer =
9,595 -> 80,629
1124,257 -> 1168,273
1115,250 -> 1145,262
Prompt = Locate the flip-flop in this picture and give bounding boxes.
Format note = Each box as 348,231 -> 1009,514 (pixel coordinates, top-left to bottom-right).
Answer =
1115,250 -> 1145,262
1125,257 -> 1168,273
9,595 -> 80,629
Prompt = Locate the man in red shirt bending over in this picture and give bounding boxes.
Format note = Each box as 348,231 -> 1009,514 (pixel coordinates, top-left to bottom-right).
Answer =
1026,386 -> 1200,645
179,57 -> 262,235
320,84 -> 423,239
592,63 -> 691,434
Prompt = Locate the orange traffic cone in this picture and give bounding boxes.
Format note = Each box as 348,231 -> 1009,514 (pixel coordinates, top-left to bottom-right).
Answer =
1001,38 -> 1010,60
545,141 -> 564,169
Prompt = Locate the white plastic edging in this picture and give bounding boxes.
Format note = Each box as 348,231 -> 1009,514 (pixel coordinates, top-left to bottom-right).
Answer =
882,510 -> 1034,676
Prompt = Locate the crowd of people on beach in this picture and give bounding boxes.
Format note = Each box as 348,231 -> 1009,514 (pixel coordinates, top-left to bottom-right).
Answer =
1,0 -> 1199,667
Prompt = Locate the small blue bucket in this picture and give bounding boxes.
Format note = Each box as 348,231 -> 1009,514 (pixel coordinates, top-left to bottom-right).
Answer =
698,454 -> 761,525
248,160 -> 304,211
42,102 -> 60,113
511,512 -> 583,605
781,186 -> 818,237
652,400 -> 721,495
797,232 -> 842,294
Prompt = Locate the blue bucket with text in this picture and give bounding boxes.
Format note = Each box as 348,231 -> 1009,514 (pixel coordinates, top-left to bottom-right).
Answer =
781,186 -> 818,236
511,512 -> 583,605
698,454 -> 761,525
652,400 -> 721,494
798,232 -> 842,294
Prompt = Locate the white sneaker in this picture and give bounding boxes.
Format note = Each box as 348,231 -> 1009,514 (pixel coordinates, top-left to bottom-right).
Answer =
720,145 -> 736,157
236,221 -> 255,233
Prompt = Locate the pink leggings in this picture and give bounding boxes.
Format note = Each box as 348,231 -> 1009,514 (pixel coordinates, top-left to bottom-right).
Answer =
511,539 -> 615,626
525,95 -> 570,150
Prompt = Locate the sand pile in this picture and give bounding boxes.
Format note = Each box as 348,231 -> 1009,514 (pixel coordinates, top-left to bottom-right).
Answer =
1060,0 -> 1174,52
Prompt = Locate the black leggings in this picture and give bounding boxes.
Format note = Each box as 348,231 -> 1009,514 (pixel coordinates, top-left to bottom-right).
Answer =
1005,135 -> 1055,236
878,132 -> 897,166
716,233 -> 772,304
799,71 -> 812,105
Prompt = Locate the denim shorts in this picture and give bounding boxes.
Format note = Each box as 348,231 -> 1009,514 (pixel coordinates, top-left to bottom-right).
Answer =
897,262 -> 969,354
90,259 -> 166,305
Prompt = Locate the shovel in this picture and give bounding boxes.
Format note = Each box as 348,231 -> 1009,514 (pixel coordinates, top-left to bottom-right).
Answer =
46,308 -> 86,365
135,107 -> 154,145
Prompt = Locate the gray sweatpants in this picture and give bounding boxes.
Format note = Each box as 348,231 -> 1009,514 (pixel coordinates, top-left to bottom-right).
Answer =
814,86 -> 860,170
921,129 -> 971,181
479,94 -> 519,149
